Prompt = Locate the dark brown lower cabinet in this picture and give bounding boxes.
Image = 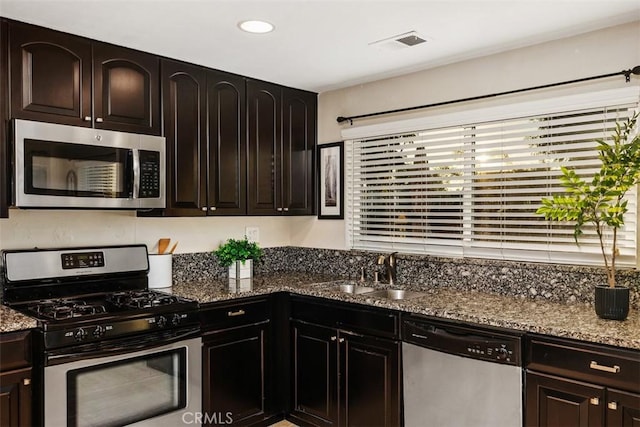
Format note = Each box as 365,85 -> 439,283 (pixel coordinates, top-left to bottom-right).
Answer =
0,331 -> 32,427
0,367 -> 32,427
203,322 -> 271,426
291,322 -> 338,425
606,389 -> 640,426
526,334 -> 640,427
526,371 -> 605,427
341,332 -> 400,427
290,321 -> 400,427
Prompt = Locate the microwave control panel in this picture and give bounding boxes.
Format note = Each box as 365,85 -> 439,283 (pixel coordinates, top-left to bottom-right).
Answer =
139,150 -> 160,198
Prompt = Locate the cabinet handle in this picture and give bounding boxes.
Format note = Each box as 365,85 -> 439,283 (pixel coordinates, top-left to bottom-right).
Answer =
96,117 -> 104,123
590,361 -> 620,374
209,207 -> 216,211
23,378 -> 31,386
276,207 -> 283,212
590,397 -> 600,406
608,401 -> 618,410
227,309 -> 246,317
201,207 -> 208,211
339,338 -> 345,343
283,207 -> 289,212
330,336 -> 337,341
83,116 -> 92,122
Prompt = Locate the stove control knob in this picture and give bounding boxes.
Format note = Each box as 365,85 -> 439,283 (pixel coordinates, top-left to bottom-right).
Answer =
171,314 -> 182,326
74,328 -> 88,342
93,325 -> 105,338
156,315 -> 167,328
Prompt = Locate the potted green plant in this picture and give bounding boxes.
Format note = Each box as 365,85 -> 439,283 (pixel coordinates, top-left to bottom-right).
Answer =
536,113 -> 640,320
214,237 -> 263,280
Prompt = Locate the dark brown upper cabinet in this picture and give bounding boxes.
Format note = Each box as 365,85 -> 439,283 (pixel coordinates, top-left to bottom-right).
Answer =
93,43 -> 159,135
1,20 -> 9,218
9,21 -> 92,127
161,59 -> 207,215
9,21 -> 160,135
161,59 -> 245,216
282,88 -> 316,215
247,79 -> 316,215
206,70 -> 246,215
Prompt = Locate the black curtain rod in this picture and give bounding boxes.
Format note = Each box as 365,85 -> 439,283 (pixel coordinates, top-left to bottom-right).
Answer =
336,65 -> 640,124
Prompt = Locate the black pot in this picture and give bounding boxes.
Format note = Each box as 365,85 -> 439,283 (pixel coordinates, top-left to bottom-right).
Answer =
594,285 -> 630,320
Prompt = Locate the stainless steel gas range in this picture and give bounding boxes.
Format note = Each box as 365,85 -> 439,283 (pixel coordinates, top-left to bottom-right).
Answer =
1,245 -> 202,427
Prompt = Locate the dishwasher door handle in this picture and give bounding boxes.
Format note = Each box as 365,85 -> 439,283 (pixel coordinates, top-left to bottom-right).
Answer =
408,322 -> 492,343
410,333 -> 429,340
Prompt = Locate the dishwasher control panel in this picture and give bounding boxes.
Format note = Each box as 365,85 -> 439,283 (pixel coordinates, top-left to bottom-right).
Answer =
403,317 -> 522,366
465,342 -> 517,363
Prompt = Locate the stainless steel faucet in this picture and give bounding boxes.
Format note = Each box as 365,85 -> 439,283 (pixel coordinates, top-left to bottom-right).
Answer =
377,252 -> 398,285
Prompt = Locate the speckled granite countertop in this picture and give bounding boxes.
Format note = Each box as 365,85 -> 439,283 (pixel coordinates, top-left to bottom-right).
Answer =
170,273 -> 640,351
0,305 -> 37,333
2,272 -> 638,351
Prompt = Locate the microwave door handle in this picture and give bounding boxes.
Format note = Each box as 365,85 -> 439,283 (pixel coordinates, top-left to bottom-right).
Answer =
131,149 -> 140,199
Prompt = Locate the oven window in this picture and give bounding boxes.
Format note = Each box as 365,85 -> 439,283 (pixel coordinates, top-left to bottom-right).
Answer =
24,139 -> 132,198
67,348 -> 186,427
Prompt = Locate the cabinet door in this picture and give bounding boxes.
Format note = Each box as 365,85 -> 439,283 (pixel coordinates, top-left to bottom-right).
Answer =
203,322 -> 271,426
0,367 -> 32,427
341,333 -> 400,427
526,371 -> 605,427
93,43 -> 160,135
607,389 -> 640,427
282,88 -> 316,215
247,80 -> 281,215
1,20 -> 8,218
291,321 -> 338,426
206,71 -> 246,215
9,21 -> 92,126
161,59 -> 207,216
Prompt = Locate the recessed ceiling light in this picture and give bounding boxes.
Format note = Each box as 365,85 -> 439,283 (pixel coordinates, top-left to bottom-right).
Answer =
238,20 -> 275,34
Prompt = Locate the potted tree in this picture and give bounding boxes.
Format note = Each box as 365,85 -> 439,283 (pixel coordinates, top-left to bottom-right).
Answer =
536,113 -> 640,320
214,237 -> 263,280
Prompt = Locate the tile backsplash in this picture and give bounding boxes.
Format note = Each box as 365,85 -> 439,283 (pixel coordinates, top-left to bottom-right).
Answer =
173,246 -> 640,309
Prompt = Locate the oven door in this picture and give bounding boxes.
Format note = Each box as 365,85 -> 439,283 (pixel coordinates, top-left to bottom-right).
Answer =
44,330 -> 201,427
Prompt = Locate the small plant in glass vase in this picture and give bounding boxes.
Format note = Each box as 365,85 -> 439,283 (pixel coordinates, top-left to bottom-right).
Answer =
536,113 -> 640,320
214,237 -> 263,280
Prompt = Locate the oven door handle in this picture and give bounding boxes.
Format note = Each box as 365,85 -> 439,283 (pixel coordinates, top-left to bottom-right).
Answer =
45,326 -> 200,366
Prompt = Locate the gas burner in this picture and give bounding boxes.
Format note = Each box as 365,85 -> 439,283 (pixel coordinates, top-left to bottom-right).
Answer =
107,291 -> 181,309
28,299 -> 107,320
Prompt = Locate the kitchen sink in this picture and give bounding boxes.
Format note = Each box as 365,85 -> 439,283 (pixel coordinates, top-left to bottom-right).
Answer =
363,289 -> 426,300
311,280 -> 376,294
337,283 -> 376,294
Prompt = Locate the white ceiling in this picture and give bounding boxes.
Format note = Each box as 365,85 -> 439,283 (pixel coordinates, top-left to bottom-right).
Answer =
1,0 -> 639,93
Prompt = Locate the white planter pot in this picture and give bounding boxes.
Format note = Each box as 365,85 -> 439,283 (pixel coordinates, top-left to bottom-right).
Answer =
228,259 -> 253,279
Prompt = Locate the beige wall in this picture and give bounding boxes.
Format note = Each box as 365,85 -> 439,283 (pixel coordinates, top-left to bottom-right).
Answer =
0,210 -> 292,253
1,22 -> 638,253
291,20 -> 640,250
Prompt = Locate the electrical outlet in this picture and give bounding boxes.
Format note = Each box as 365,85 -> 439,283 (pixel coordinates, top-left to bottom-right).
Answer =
245,227 -> 259,243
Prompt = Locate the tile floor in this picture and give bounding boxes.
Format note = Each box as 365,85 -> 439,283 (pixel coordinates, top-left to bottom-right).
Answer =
269,420 -> 298,427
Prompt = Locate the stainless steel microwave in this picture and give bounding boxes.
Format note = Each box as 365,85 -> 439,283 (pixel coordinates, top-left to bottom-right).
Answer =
12,119 -> 166,209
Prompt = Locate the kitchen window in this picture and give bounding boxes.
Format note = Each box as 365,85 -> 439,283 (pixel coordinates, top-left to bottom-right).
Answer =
344,87 -> 639,267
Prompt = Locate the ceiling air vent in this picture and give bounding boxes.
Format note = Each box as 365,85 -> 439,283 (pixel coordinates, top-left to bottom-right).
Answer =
369,31 -> 429,51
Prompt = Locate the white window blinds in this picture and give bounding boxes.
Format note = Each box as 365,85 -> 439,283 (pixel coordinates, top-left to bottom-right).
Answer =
345,93 -> 639,267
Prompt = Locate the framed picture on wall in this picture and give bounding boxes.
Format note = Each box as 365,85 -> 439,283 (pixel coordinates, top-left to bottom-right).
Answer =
318,142 -> 344,219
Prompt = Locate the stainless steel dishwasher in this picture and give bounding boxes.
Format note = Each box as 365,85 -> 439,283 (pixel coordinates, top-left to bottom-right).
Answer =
402,316 -> 523,427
